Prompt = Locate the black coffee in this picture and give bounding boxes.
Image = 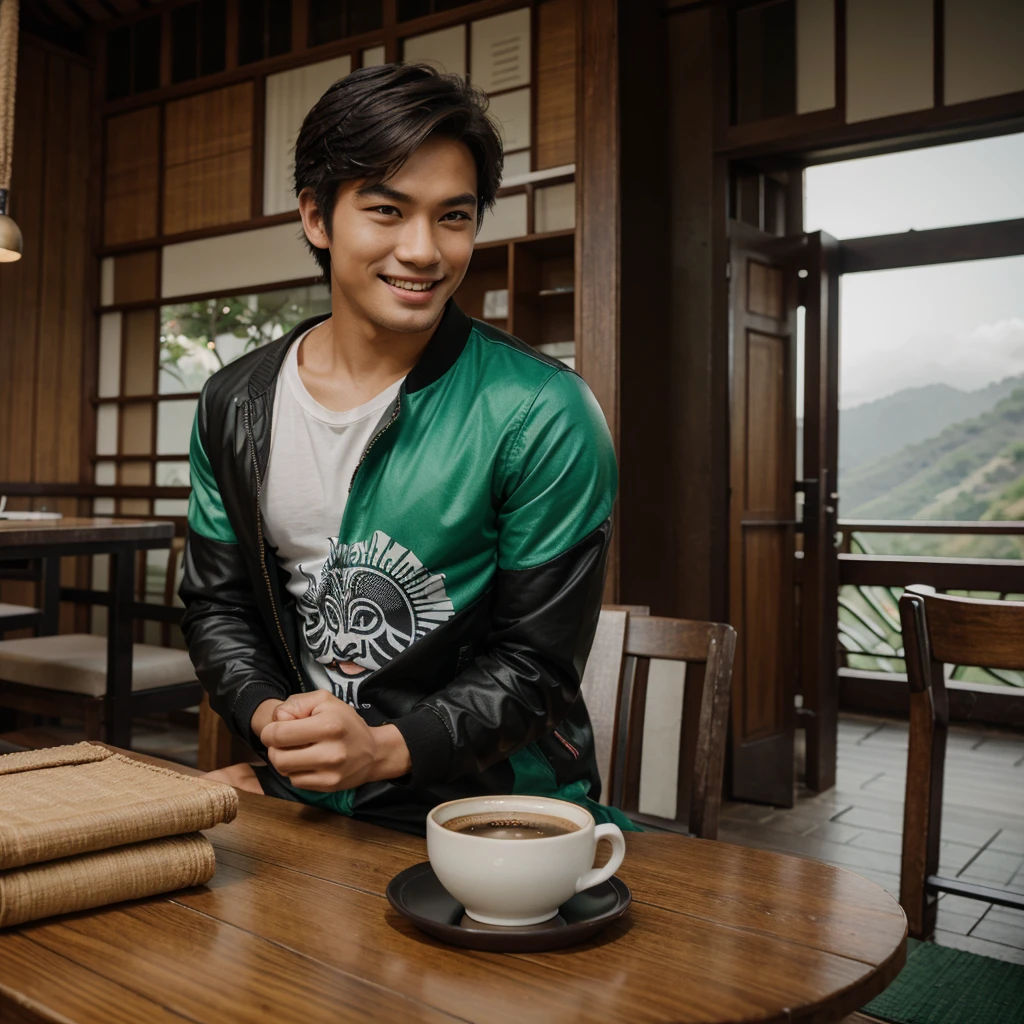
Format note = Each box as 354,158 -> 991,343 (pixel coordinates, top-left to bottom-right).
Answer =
442,812 -> 580,840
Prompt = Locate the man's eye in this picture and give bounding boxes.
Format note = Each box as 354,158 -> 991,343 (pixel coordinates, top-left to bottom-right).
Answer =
441,211 -> 472,222
370,205 -> 400,216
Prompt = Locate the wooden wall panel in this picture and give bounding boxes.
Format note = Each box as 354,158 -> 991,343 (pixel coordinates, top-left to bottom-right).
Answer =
577,0 -> 620,602
104,107 -> 160,245
536,0 -> 577,170
0,40 -> 93,619
112,251 -> 159,305
121,404 -> 154,456
1,42 -> 46,489
123,310 -> 158,395
58,61 -> 92,489
34,55 -> 71,486
163,83 -> 254,236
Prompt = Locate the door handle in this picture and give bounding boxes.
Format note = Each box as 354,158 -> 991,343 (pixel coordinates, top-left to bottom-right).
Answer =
795,478 -> 819,535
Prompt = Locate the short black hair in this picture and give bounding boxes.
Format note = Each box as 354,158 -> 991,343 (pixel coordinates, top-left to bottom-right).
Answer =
294,63 -> 504,279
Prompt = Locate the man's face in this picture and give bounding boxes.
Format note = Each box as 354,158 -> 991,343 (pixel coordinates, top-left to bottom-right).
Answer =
309,136 -> 478,335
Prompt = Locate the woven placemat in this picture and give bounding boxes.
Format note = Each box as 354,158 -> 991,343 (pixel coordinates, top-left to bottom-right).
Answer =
0,742 -> 237,870
0,832 -> 216,928
864,939 -> 1024,1023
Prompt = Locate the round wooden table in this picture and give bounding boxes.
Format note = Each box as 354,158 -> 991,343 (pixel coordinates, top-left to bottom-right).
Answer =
0,752 -> 907,1024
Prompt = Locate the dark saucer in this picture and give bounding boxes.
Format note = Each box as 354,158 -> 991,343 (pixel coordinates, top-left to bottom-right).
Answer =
385,861 -> 631,952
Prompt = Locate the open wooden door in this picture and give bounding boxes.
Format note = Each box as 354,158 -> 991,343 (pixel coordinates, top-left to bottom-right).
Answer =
728,221 -> 799,806
728,224 -> 841,805
798,231 -> 841,793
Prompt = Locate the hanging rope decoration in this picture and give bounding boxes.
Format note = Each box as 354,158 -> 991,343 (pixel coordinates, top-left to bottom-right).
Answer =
0,0 -> 21,260
0,0 -> 17,194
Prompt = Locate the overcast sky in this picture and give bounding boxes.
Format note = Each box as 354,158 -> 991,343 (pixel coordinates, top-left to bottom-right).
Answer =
804,132 -> 1024,410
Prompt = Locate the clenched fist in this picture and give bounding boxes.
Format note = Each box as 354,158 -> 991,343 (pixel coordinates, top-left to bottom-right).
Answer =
258,690 -> 411,791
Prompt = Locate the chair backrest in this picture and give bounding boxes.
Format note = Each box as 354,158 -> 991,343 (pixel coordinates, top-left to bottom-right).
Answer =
898,591 -> 1024,937
581,607 -> 737,840
159,536 -> 187,647
580,605 -> 649,804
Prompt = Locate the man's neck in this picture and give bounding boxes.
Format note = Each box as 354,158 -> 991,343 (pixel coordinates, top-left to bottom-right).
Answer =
297,287 -> 437,412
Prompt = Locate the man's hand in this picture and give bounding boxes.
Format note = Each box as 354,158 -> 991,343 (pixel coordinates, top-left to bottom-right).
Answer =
258,690 -> 412,791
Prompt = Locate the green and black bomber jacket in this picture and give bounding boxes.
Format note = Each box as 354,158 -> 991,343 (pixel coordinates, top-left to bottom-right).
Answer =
179,299 -> 632,835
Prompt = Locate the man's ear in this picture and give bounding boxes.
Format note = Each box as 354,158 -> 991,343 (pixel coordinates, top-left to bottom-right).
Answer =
298,187 -> 330,252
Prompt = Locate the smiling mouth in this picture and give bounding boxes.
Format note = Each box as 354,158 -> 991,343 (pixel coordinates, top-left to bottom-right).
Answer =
380,275 -> 440,293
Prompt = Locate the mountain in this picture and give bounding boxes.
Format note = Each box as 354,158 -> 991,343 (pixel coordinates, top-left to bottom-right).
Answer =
840,375 -> 1024,475
841,386 -> 1024,522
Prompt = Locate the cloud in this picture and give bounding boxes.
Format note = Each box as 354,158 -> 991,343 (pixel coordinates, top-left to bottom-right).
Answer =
841,318 -> 1024,409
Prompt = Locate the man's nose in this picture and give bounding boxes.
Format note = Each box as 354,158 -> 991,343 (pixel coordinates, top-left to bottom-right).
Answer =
393,217 -> 441,267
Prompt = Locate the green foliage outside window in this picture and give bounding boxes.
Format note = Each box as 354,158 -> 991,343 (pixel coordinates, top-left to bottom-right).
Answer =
159,286 -> 330,394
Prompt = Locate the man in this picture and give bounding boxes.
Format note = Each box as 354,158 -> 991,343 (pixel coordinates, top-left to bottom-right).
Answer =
180,63 -> 630,835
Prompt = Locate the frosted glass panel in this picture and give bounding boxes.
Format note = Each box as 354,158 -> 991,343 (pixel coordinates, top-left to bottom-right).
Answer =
95,404 -> 119,456
501,150 -> 531,183
157,399 -> 198,455
154,499 -> 190,517
945,0 -> 1024,105
95,461 -> 117,486
264,55 -> 352,216
98,313 -> 122,399
93,498 -> 116,516
162,222 -> 320,298
156,461 -> 190,486
534,182 -> 575,234
846,0 -> 932,123
101,258 -> 114,306
471,7 -> 530,93
476,193 -> 527,243
362,45 -> 386,68
796,0 -> 835,114
488,88 -> 530,153
402,25 -> 466,77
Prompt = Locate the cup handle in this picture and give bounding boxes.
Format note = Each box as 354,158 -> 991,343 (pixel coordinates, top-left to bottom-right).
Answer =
574,823 -> 626,893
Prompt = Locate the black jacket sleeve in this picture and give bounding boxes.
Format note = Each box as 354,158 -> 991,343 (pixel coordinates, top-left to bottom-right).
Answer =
391,521 -> 611,787
180,532 -> 292,751
179,390 -> 292,751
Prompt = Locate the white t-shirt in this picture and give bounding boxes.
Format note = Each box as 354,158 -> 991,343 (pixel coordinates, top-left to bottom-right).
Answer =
261,328 -> 404,703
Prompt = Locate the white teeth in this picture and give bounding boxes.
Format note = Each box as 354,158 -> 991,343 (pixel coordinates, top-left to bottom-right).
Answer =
384,277 -> 435,292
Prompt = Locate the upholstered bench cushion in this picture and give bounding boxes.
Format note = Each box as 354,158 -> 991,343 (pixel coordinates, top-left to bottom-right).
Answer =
0,635 -> 197,697
0,604 -> 38,618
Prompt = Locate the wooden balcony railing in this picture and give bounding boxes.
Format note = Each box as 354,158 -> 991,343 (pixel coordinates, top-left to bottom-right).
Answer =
836,519 -> 1024,726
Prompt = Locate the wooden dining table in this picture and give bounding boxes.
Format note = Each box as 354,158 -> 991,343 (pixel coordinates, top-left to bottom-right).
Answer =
0,749 -> 907,1024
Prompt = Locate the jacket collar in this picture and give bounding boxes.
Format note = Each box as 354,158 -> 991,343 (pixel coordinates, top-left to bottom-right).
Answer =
246,300 -> 473,400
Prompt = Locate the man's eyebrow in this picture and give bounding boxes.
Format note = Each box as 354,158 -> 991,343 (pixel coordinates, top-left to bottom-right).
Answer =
355,183 -> 478,209
441,192 -> 478,209
355,183 -> 413,204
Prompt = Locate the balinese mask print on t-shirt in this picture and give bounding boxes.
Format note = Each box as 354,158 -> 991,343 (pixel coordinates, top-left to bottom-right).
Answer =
296,530 -> 454,707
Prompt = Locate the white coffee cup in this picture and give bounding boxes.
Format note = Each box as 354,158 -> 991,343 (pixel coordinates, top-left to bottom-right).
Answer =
426,795 -> 626,926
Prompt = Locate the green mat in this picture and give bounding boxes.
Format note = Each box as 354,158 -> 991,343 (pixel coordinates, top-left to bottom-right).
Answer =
864,938 -> 1024,1024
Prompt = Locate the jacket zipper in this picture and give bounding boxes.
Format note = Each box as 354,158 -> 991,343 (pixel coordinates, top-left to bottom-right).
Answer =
244,399 -> 305,691
348,393 -> 401,494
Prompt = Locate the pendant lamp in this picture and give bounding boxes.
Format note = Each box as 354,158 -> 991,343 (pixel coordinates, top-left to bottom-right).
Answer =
0,0 -> 21,263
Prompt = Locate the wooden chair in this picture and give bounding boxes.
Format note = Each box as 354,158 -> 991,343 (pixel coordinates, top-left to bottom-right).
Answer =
580,605 -> 649,805
0,537 -> 201,746
0,558 -> 51,636
581,607 -> 737,839
898,590 -> 1024,939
